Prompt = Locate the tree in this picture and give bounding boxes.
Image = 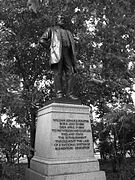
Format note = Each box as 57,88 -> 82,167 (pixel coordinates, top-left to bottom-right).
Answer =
0,119 -> 25,164
1,1 -> 135,173
101,103 -> 135,179
0,0 -> 51,166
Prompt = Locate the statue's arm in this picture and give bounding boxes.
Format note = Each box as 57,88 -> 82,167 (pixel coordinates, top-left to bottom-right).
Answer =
32,28 -> 51,50
38,28 -> 52,47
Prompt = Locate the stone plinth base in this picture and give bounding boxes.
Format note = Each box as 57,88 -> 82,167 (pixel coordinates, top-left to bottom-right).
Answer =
26,168 -> 106,180
30,157 -> 99,175
25,103 -> 106,180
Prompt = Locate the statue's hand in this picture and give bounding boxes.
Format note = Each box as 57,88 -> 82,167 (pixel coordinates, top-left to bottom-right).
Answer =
30,43 -> 42,51
30,42 -> 50,56
30,43 -> 37,48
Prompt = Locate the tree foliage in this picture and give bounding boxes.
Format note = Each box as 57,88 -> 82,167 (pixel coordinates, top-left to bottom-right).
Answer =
0,1 -> 135,173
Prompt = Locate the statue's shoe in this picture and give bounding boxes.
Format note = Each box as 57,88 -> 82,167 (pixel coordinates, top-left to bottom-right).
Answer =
56,93 -> 63,99
68,94 -> 79,100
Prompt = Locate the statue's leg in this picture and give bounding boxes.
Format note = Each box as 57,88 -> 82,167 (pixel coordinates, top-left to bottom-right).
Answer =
62,47 -> 78,100
51,63 -> 63,98
67,73 -> 76,97
65,70 -> 78,100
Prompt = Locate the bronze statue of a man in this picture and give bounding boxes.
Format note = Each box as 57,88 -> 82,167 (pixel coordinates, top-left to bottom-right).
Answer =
35,16 -> 78,100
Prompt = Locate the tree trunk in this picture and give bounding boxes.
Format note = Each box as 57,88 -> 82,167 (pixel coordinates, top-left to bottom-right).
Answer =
28,107 -> 37,168
30,107 -> 37,154
0,163 -> 2,178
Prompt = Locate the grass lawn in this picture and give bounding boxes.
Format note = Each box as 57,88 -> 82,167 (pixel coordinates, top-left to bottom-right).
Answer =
99,157 -> 135,180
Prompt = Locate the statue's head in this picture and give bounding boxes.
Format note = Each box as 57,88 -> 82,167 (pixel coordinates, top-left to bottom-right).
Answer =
56,15 -> 66,28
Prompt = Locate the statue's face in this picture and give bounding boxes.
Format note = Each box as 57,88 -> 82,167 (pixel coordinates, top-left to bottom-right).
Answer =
57,15 -> 64,26
57,15 -> 61,22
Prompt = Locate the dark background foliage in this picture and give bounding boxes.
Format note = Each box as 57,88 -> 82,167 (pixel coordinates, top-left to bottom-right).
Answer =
0,0 -> 135,179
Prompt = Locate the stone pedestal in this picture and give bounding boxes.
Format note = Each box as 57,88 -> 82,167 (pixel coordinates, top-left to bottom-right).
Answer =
25,103 -> 106,180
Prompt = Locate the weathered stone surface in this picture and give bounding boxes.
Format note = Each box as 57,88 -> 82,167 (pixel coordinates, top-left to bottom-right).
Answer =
35,103 -> 94,160
26,168 -> 106,180
25,103 -> 106,180
30,157 -> 99,175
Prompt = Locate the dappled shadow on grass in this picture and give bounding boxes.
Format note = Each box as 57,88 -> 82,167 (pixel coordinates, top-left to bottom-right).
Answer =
1,158 -> 135,180
99,157 -> 135,180
99,159 -> 119,180
1,163 -> 27,180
